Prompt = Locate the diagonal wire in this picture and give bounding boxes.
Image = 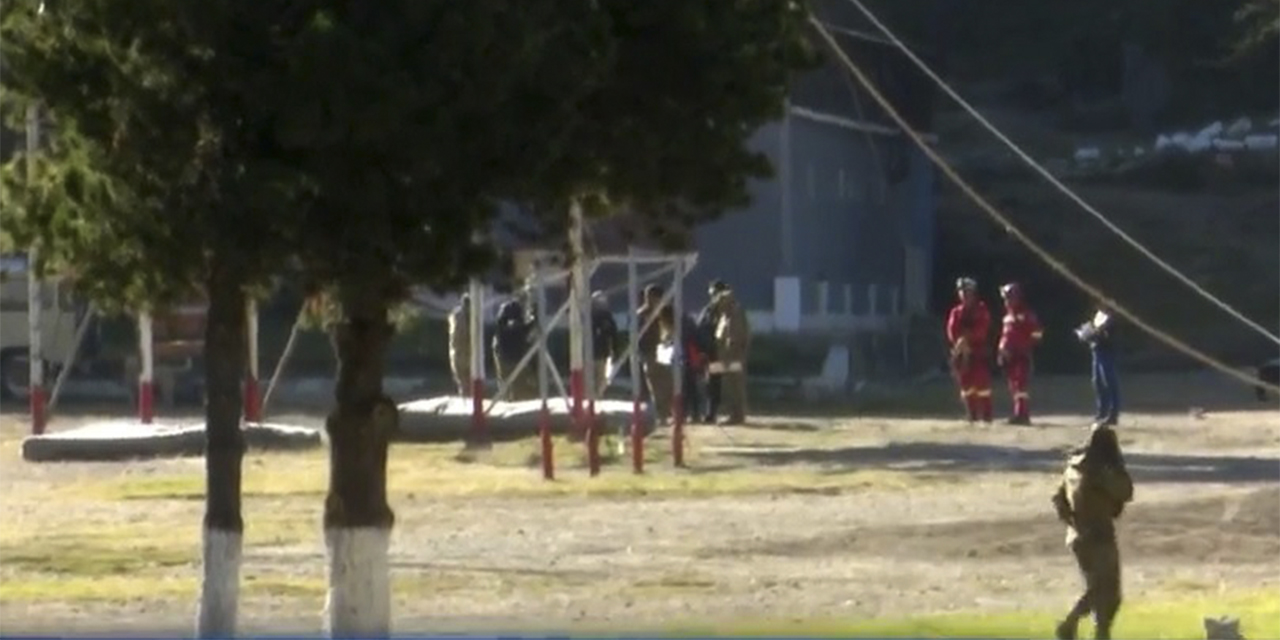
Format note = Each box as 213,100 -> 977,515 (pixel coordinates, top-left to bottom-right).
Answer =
807,15 -> 1280,396
844,0 -> 1280,347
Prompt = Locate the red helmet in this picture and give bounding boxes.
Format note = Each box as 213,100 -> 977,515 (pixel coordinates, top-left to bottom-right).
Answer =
1000,282 -> 1022,299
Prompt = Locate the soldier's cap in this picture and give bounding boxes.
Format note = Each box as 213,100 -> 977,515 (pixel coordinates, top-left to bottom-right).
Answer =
643,284 -> 663,296
591,290 -> 607,302
956,277 -> 977,292
1000,282 -> 1021,298
709,279 -> 730,293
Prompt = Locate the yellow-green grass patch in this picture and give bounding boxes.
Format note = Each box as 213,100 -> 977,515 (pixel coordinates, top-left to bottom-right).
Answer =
46,437 -> 944,502
659,588 -> 1280,639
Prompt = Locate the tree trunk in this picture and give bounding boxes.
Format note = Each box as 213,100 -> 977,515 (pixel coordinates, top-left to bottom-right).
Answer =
196,266 -> 247,638
323,280 -> 397,638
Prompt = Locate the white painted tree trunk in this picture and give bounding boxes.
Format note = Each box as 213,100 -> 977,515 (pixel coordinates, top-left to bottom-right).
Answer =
196,527 -> 242,638
323,527 -> 392,638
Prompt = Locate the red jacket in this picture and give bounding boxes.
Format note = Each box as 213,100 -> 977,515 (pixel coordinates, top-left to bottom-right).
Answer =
946,300 -> 991,352
999,302 -> 1043,355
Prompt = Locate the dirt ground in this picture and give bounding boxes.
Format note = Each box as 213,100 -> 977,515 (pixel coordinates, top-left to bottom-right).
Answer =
0,373 -> 1277,635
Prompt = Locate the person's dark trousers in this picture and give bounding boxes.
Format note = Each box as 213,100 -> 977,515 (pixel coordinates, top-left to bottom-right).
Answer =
681,365 -> 701,422
1091,348 -> 1120,425
705,372 -> 722,422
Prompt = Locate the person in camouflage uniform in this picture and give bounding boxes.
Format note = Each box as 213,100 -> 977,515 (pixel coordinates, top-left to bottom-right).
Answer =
706,280 -> 750,425
1051,423 -> 1134,640
448,293 -> 472,397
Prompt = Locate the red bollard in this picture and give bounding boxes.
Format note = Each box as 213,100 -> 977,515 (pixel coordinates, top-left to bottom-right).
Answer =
539,400 -> 554,480
30,383 -> 46,436
139,380 -> 155,425
630,398 -> 644,474
586,401 -> 601,477
470,378 -> 487,445
243,376 -> 262,423
672,392 -> 685,467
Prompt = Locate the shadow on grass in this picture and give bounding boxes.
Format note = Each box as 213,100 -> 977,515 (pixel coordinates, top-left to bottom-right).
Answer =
752,372 -> 1280,421
722,441 -> 1280,485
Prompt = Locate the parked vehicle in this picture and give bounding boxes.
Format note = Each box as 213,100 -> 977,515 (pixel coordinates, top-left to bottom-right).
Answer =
0,254 -> 91,400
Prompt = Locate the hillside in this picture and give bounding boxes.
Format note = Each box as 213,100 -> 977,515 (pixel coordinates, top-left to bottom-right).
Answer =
930,107 -> 1279,374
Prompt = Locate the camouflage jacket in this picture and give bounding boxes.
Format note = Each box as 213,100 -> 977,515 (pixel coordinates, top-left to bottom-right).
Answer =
712,294 -> 751,362
448,305 -> 470,360
1052,448 -> 1134,546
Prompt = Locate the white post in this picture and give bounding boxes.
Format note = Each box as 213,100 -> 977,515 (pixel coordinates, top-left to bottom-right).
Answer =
25,105 -> 46,435
467,276 -> 485,441
535,269 -> 550,404
672,259 -> 685,401
671,257 -> 686,466
568,200 -> 587,427
535,265 -> 554,479
138,312 -> 155,424
244,299 -> 261,423
627,248 -> 643,413
583,265 -> 595,406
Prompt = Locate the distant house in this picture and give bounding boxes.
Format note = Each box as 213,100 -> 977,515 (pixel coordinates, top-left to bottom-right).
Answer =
680,0 -> 940,336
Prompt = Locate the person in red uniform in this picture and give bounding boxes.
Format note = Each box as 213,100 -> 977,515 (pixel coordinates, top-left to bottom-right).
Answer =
946,277 -> 993,423
998,282 -> 1044,425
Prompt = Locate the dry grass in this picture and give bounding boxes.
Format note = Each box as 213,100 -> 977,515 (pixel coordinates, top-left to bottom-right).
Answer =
41,433 -> 937,504
0,375 -> 1275,635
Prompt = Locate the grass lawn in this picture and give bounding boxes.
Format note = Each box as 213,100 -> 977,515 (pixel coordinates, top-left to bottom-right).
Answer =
668,588 -> 1280,639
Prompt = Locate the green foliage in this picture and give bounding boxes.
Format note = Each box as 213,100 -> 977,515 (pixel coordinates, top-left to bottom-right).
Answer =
866,0 -> 1278,120
1232,0 -> 1280,57
0,1 -> 311,311
268,1 -> 818,297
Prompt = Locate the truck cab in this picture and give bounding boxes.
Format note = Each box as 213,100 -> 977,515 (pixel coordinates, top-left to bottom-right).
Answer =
0,253 -> 88,399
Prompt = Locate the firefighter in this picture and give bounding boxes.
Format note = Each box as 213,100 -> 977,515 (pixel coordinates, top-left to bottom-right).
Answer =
1051,423 -> 1133,640
708,281 -> 750,425
590,290 -> 619,398
998,282 -> 1044,425
637,284 -> 672,424
448,293 -> 471,397
945,277 -> 993,423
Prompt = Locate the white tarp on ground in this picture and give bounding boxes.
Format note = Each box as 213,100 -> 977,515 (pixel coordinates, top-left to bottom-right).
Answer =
396,396 -> 656,443
21,420 -> 322,462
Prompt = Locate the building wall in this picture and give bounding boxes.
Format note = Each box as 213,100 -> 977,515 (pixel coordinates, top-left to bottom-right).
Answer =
685,124 -> 784,313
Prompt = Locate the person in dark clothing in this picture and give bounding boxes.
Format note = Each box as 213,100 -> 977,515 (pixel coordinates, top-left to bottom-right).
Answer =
493,298 -> 536,400
590,291 -> 619,398
1075,305 -> 1120,426
658,305 -> 705,423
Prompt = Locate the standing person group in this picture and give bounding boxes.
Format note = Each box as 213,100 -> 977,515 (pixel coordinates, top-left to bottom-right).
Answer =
633,278 -> 752,426
944,276 -> 1122,428
445,277 -> 753,426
